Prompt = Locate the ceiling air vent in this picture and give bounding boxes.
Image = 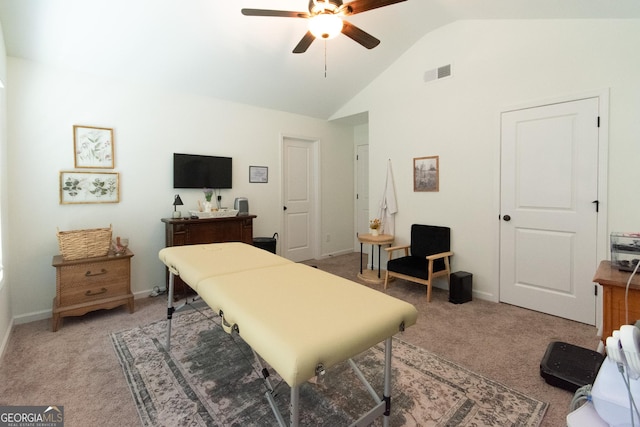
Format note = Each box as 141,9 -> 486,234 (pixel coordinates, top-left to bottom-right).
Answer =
424,64 -> 452,83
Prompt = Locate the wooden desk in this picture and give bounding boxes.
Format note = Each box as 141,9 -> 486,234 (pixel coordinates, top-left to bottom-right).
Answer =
593,260 -> 640,341
358,233 -> 394,284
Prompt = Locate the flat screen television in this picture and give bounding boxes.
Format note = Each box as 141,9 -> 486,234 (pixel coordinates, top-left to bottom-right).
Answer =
173,153 -> 232,189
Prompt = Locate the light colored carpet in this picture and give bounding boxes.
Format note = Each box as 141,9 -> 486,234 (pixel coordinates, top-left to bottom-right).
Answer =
112,305 -> 548,426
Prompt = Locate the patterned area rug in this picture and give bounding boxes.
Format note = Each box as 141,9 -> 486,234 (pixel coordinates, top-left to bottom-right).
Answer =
111,307 -> 548,426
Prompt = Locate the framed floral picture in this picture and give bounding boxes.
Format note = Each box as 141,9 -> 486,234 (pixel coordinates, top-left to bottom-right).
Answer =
73,125 -> 114,168
414,156 -> 439,192
60,171 -> 120,204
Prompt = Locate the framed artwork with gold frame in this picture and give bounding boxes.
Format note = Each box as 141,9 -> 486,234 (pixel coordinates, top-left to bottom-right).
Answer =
73,125 -> 114,169
60,171 -> 120,204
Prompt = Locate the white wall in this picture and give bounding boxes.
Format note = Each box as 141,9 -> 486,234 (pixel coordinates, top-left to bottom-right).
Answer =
6,57 -> 355,322
0,21 -> 11,354
334,19 -> 640,300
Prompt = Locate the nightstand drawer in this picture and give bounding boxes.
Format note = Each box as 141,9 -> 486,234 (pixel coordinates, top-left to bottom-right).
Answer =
58,259 -> 127,283
57,259 -> 129,306
58,279 -> 128,307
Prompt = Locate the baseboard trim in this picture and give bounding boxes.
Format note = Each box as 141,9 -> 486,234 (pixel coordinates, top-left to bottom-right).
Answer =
12,308 -> 51,326
11,289 -> 162,327
319,248 -> 355,259
0,316 -> 15,361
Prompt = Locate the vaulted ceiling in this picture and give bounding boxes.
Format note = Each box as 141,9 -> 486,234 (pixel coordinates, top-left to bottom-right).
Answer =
1,0 -> 639,119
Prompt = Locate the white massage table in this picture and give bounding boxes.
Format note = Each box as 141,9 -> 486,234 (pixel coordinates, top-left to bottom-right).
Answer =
159,242 -> 418,426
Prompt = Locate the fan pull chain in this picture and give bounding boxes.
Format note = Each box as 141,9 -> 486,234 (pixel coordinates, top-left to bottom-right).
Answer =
324,41 -> 328,78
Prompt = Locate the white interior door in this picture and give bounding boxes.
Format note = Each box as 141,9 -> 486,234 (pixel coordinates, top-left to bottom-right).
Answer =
500,97 -> 600,324
282,136 -> 316,262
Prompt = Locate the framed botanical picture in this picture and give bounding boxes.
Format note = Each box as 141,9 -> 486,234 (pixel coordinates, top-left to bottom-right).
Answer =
73,125 -> 114,168
414,156 -> 439,192
60,171 -> 120,204
249,166 -> 268,183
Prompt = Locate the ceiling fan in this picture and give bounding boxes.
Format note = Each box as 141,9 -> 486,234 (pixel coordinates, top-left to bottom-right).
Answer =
241,0 -> 407,54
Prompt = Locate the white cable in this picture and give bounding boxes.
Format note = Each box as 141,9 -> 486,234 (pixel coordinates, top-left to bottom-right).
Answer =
569,384 -> 592,411
617,365 -> 640,426
625,258 -> 640,325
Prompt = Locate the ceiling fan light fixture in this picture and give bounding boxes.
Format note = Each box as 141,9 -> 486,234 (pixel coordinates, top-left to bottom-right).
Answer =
310,0 -> 341,15
308,13 -> 343,39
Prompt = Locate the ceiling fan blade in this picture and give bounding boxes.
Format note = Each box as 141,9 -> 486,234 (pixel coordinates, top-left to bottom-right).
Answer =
293,31 -> 315,54
341,20 -> 380,49
241,9 -> 307,18
344,0 -> 407,15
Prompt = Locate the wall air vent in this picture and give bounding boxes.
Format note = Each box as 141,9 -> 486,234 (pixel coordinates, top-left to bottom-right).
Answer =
424,64 -> 452,83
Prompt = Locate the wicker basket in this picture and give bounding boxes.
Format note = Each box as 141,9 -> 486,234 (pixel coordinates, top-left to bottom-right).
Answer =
57,226 -> 112,260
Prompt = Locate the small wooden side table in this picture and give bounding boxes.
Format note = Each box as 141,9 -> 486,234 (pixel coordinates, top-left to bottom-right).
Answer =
358,233 -> 394,284
52,249 -> 134,331
593,260 -> 640,343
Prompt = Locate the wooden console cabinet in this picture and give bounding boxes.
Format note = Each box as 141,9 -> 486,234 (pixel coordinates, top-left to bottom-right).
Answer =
161,215 -> 255,246
593,260 -> 640,342
161,215 -> 256,298
52,249 -> 134,332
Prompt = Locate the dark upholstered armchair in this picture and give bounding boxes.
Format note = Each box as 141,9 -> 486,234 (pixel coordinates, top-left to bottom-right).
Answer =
384,224 -> 453,302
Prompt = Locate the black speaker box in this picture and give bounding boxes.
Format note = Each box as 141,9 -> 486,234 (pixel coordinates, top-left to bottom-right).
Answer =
449,271 -> 472,304
540,341 -> 604,392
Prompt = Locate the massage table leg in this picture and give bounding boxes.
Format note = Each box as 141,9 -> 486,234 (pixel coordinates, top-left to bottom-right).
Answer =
250,349 -> 289,427
349,358 -> 381,404
383,337 -> 392,427
277,338 -> 394,427
290,386 -> 300,427
345,337 -> 392,427
265,390 -> 287,426
165,271 -> 176,350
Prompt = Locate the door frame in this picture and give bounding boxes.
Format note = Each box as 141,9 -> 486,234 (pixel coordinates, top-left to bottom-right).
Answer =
497,89 -> 609,331
280,133 -> 321,261
354,143 -> 369,251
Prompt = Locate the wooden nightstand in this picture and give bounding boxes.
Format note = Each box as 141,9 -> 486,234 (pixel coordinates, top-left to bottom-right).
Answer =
51,249 -> 134,331
593,260 -> 640,343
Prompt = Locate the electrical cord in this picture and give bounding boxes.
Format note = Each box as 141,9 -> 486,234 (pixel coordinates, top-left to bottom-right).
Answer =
215,189 -> 222,209
618,258 -> 640,427
624,257 -> 640,325
569,384 -> 592,411
149,286 -> 166,297
618,359 -> 640,425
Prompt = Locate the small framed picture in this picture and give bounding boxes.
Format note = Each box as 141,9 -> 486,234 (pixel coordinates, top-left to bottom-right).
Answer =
414,156 -> 439,192
249,166 -> 268,183
73,125 -> 114,169
60,171 -> 120,204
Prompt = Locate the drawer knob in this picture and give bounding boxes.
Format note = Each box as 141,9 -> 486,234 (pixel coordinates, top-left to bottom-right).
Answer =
85,268 -> 107,277
85,287 -> 108,297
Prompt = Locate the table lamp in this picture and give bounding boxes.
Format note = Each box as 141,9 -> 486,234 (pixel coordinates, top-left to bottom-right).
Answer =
173,194 -> 184,218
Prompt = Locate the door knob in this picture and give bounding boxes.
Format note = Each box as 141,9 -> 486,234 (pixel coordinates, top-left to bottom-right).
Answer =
503,215 -> 511,222
283,206 -> 287,211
